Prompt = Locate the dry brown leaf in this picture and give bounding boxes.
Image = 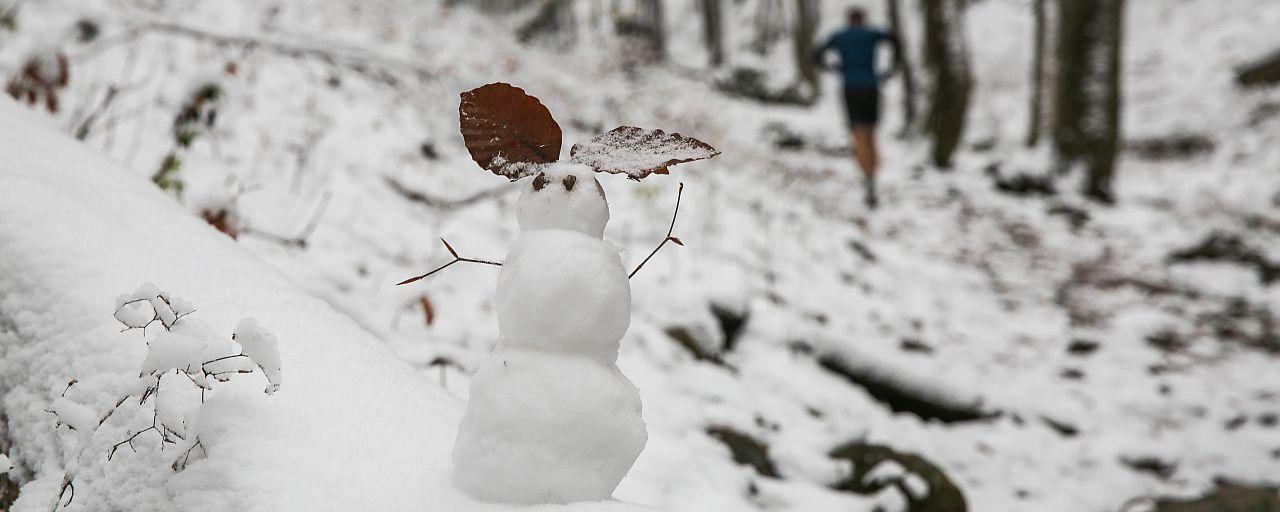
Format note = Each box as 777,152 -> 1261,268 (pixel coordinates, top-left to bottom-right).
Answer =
419,295 -> 435,326
459,82 -> 561,180
569,126 -> 719,180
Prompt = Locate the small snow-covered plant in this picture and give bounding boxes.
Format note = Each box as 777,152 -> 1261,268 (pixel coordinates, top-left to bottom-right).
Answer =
46,284 -> 281,510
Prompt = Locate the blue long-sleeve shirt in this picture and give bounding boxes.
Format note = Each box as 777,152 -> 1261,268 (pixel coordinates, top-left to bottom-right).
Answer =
815,26 -> 892,89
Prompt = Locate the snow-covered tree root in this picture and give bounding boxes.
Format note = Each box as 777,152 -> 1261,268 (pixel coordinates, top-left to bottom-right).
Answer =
0,98 -> 651,512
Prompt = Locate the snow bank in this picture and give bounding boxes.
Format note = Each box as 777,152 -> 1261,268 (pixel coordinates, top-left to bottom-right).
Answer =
0,97 -> 652,512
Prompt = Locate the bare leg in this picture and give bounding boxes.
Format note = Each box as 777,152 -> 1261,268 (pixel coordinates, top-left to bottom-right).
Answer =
851,124 -> 880,209
852,125 -> 878,176
848,130 -> 869,174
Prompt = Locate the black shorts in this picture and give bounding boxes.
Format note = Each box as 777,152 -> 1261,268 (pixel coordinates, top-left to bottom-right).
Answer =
843,86 -> 881,126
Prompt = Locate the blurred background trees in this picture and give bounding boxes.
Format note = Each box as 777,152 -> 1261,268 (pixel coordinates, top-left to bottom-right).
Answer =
442,0 -> 1129,202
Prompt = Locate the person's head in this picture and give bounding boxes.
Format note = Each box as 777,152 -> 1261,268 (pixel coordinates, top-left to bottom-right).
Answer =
846,7 -> 866,26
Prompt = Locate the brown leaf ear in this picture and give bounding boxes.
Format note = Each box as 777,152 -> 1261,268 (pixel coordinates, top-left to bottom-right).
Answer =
459,83 -> 562,181
569,126 -> 719,180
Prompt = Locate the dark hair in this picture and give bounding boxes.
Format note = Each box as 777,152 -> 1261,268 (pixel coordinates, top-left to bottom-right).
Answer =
847,7 -> 866,25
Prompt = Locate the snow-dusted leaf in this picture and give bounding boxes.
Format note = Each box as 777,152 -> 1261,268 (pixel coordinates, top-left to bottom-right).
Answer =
0,453 -> 11,474
570,126 -> 719,180
459,82 -> 561,181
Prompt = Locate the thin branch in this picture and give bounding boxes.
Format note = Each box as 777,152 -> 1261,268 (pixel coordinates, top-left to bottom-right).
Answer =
107,426 -> 158,460
76,22 -> 434,84
383,176 -> 512,211
397,238 -> 502,286
171,439 -> 204,472
56,478 -> 73,509
74,85 -> 119,140
49,391 -> 137,511
239,189 -> 331,248
629,182 -> 685,279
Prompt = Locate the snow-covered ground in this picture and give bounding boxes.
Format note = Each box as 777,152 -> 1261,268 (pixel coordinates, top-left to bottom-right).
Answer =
1,0 -> 1278,510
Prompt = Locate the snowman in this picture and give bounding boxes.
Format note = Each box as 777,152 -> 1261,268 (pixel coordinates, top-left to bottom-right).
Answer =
399,83 -> 718,504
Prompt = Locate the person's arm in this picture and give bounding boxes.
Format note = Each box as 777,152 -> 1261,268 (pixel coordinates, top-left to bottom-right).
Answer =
881,30 -> 903,80
812,34 -> 836,72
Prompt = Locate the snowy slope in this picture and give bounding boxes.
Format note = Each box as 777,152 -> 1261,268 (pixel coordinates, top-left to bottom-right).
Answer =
0,98 -> 650,512
0,0 -> 1278,511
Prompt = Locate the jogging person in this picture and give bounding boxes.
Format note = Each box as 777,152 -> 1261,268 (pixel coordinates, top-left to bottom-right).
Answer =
813,7 -> 901,209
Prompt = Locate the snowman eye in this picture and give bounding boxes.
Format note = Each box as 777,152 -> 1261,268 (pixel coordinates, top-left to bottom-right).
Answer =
562,175 -> 577,191
532,172 -> 549,191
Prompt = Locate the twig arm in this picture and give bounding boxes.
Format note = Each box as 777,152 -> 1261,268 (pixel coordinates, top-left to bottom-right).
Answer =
397,238 -> 502,286
629,182 -> 685,279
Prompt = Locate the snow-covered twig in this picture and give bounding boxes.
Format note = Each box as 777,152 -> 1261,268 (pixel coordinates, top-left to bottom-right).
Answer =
628,182 -> 684,279
396,238 -> 502,286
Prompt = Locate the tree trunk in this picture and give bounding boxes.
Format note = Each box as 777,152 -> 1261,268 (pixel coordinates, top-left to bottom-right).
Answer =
885,0 -> 917,138
792,0 -> 821,100
751,0 -> 787,56
1025,0 -> 1046,147
641,0 -> 666,59
615,0 -> 665,62
1052,0 -> 1124,203
699,0 -> 725,67
517,0 -> 577,47
921,0 -> 972,169
475,0 -> 523,14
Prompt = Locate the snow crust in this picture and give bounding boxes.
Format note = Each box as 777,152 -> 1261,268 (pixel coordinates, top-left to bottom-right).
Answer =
0,98 -> 653,512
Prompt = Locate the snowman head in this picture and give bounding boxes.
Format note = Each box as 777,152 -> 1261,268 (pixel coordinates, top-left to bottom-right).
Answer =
516,162 -> 609,237
458,82 -> 719,188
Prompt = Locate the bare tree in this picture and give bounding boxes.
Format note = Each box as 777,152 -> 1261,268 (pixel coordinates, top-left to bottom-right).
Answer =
614,0 -> 666,62
921,0 -> 972,168
699,0 -> 725,67
750,0 -> 788,55
517,0 -> 577,46
885,0 -> 917,137
1025,0 -> 1048,146
1052,0 -> 1124,203
792,0 -> 822,99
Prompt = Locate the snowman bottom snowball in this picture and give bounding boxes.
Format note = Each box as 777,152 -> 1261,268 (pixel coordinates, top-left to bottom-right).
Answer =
451,347 -> 646,504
